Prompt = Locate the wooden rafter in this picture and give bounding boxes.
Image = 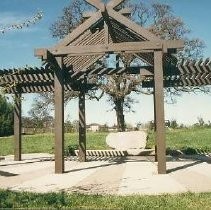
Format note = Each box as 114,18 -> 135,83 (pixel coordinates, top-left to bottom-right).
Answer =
53,11 -> 102,48
3,58 -> 210,93
107,8 -> 160,41
85,0 -> 125,11
83,8 -> 131,19
107,0 -> 125,9
85,0 -> 105,11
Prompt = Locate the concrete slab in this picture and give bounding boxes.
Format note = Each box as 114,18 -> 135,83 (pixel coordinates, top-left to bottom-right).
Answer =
0,153 -> 211,195
118,161 -> 187,195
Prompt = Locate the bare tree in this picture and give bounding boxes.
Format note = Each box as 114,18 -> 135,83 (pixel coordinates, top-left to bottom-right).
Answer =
40,0 -> 207,131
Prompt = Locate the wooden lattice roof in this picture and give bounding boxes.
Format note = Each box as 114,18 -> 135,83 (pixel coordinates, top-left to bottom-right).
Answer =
35,0 -> 184,74
1,0 -> 211,94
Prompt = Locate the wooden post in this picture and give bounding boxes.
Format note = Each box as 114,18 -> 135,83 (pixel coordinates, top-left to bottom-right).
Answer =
54,57 -> 64,174
14,92 -> 22,161
153,91 -> 158,162
78,89 -> 86,162
154,50 -> 166,174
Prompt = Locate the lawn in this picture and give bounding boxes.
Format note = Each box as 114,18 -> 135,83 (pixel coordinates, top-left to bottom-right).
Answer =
0,190 -> 211,209
0,132 -> 109,156
0,128 -> 211,209
147,127 -> 211,154
0,127 -> 211,156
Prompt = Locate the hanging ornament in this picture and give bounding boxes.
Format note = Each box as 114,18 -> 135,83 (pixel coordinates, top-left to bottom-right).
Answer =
0,10 -> 43,34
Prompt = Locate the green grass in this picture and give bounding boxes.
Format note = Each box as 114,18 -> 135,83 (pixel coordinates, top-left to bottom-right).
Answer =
0,132 -> 109,156
147,127 -> 211,154
0,129 -> 211,209
0,190 -> 211,209
0,127 -> 211,156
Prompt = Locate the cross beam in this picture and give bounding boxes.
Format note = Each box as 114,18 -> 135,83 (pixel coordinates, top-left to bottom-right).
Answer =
85,0 -> 125,11
83,8 -> 131,18
85,0 -> 105,12
35,40 -> 184,57
107,0 -> 125,9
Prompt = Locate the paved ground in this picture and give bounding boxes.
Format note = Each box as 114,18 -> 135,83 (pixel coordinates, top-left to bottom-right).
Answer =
0,153 -> 211,195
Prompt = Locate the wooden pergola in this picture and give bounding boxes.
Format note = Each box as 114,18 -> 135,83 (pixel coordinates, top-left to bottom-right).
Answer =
1,0 -> 211,174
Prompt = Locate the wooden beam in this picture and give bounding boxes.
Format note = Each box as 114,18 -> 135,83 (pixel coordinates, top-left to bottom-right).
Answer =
163,40 -> 184,53
54,57 -> 65,174
51,41 -> 164,56
83,11 -> 97,19
85,0 -> 105,11
78,89 -> 86,162
154,50 -> 166,174
119,8 -> 132,16
107,8 -> 160,41
102,8 -> 117,43
54,11 -> 102,48
83,8 -> 131,18
107,0 -> 125,9
34,48 -> 49,60
14,92 -> 22,161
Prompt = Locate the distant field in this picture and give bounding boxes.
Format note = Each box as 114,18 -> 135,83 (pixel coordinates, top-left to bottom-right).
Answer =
0,128 -> 211,156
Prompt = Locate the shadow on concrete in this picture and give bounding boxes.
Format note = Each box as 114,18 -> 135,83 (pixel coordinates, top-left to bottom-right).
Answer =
65,156 -> 155,174
65,158 -> 127,173
179,155 -> 211,164
167,160 -> 202,173
0,170 -> 18,177
0,157 -> 53,167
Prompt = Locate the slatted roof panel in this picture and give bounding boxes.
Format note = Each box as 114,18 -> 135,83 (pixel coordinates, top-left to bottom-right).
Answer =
63,18 -> 105,72
109,18 -> 146,42
57,8 -> 178,74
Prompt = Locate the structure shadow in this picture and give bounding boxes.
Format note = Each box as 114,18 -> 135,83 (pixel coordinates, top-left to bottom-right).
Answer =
180,154 -> 211,164
167,160 -> 202,173
65,157 -> 127,173
0,158 -> 53,167
65,156 -> 155,174
0,170 -> 18,177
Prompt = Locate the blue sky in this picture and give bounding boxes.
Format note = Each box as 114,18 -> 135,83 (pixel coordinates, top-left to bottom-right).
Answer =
0,0 -> 211,126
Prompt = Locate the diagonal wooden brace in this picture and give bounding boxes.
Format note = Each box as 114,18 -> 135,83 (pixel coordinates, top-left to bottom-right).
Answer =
107,0 -> 125,9
85,0 -> 125,11
85,0 -> 105,12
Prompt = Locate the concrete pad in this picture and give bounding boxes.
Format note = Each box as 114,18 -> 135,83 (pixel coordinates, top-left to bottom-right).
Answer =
1,154 -> 211,195
169,161 -> 211,193
171,170 -> 211,193
11,161 -> 113,193
118,161 -> 187,195
106,131 -> 147,150
70,163 -> 126,195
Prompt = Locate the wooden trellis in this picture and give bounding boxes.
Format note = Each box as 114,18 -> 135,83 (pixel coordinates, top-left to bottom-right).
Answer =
143,58 -> 211,88
0,0 -> 210,174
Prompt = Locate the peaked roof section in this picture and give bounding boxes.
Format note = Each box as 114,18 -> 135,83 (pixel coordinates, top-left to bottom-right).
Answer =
54,0 -> 160,49
53,0 -> 159,71
35,0 -> 184,72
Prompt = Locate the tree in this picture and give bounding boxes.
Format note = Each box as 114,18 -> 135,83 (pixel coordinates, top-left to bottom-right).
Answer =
28,96 -> 53,129
46,0 -> 206,131
0,95 -> 13,136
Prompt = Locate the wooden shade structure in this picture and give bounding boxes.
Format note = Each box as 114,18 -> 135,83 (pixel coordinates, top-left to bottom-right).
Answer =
1,0 -> 211,174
